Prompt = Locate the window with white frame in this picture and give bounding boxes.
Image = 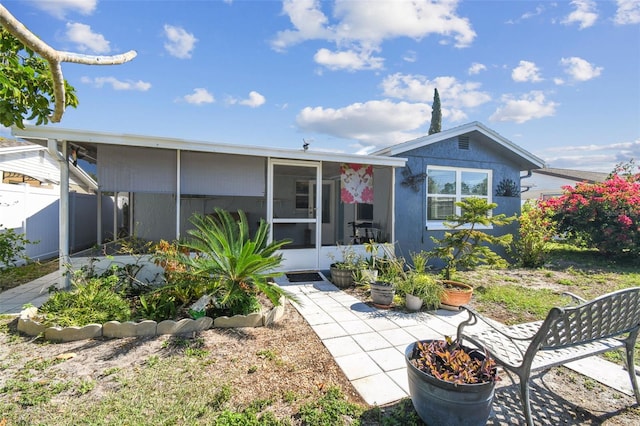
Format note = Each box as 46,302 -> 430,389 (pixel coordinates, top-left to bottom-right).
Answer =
426,166 -> 492,228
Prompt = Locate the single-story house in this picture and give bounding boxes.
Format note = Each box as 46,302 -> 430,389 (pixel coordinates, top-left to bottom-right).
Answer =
520,167 -> 608,201
11,121 -> 544,271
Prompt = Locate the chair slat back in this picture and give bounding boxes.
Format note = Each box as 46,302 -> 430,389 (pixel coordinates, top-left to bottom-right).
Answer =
537,287 -> 640,349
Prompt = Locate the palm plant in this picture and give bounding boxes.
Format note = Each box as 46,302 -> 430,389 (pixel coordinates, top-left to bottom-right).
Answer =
184,209 -> 297,315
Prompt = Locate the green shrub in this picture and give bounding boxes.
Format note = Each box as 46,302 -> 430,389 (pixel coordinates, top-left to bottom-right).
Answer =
514,200 -> 557,267
184,209 -> 298,316
0,225 -> 35,270
39,274 -> 132,327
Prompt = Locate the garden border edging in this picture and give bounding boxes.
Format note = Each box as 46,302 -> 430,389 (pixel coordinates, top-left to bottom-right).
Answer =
17,298 -> 287,342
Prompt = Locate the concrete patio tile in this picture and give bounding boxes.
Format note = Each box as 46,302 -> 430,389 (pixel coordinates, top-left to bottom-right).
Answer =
326,309 -> 361,323
334,352 -> 382,381
303,311 -> 335,326
322,336 -> 362,357
387,313 -> 420,327
378,328 -> 417,347
311,322 -> 348,339
338,319 -> 374,335
360,316 -> 400,331
351,372 -> 407,406
402,324 -> 443,341
352,331 -> 394,351
386,367 -> 410,395
368,347 -> 406,372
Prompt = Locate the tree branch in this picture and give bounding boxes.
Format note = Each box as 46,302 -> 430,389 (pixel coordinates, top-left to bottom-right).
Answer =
0,4 -> 137,123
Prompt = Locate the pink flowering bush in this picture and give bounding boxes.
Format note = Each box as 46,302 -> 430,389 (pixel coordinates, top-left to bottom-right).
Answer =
541,163 -> 640,256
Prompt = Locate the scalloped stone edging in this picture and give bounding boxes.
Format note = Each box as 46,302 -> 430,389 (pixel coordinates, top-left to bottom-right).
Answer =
17,298 -> 287,342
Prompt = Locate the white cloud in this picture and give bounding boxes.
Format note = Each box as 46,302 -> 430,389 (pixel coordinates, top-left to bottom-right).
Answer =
314,47 -> 384,71
506,4 -> 547,24
512,60 -> 543,82
403,50 -> 417,63
80,76 -> 151,91
235,91 -> 266,108
468,63 -> 486,75
560,57 -> 603,82
296,100 -> 428,147
540,139 -> 640,172
182,88 -> 214,105
164,25 -> 197,59
381,73 -> 491,109
614,0 -> 640,25
272,0 -> 476,71
31,0 -> 97,19
562,0 -> 598,29
65,22 -> 110,53
490,91 -> 558,123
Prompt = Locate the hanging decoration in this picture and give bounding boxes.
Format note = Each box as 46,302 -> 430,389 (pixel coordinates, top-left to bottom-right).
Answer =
401,165 -> 427,192
341,163 -> 374,204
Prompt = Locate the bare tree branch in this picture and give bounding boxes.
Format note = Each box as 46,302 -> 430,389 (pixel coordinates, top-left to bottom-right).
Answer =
0,4 -> 137,123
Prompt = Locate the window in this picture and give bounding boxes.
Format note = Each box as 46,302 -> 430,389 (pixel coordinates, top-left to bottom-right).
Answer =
426,166 -> 491,228
295,181 -> 309,209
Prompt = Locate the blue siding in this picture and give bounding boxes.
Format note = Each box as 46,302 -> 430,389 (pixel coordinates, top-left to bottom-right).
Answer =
393,134 -> 523,262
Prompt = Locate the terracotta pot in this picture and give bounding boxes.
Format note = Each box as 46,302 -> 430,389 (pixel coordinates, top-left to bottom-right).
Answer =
439,280 -> 473,309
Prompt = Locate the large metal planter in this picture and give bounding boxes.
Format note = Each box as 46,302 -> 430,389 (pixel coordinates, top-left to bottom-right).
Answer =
370,281 -> 395,307
405,340 -> 496,426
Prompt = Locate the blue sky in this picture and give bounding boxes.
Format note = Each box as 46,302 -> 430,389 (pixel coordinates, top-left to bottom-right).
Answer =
2,0 -> 639,172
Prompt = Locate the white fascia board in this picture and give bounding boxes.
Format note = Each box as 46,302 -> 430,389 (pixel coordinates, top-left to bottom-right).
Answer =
0,144 -> 45,155
12,125 -> 407,168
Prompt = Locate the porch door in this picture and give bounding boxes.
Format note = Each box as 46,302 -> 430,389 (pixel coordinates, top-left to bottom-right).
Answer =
309,180 -> 335,245
268,160 -> 321,270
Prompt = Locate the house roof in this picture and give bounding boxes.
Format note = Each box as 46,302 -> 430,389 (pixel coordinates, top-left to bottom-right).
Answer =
11,126 -> 407,168
532,167 -> 608,183
0,137 -> 98,192
372,121 -> 545,170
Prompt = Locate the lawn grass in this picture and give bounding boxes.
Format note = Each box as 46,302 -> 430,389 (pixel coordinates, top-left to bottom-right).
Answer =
0,259 -> 59,292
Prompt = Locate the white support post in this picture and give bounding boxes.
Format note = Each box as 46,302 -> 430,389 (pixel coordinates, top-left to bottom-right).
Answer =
48,138 -> 70,288
176,150 -> 181,240
97,190 -> 102,244
113,191 -> 118,241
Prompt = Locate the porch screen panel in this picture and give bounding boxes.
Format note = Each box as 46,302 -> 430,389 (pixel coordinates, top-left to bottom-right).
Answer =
180,152 -> 265,196
98,145 -> 176,193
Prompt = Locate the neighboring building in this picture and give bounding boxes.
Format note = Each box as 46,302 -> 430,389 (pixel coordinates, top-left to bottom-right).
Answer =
0,138 -> 119,261
521,167 -> 609,201
12,121 -> 544,271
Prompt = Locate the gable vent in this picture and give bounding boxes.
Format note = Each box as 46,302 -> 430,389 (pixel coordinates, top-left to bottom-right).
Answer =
458,135 -> 470,150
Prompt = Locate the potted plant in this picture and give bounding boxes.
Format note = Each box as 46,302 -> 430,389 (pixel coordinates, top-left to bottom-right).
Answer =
328,244 -> 359,288
405,336 -> 499,426
369,246 -> 406,307
359,239 -> 379,284
428,197 -> 515,309
396,252 -> 443,311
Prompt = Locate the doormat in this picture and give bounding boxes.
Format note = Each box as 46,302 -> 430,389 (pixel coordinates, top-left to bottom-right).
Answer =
286,272 -> 324,282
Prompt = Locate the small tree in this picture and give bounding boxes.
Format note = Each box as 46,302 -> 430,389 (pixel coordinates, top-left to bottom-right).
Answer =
542,161 -> 640,256
428,197 -> 516,280
428,88 -> 442,135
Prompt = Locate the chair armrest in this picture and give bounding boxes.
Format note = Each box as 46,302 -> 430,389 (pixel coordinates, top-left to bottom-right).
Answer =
562,291 -> 587,305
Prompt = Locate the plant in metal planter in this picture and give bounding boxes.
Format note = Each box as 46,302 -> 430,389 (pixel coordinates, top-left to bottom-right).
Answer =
405,336 -> 499,426
328,244 -> 359,288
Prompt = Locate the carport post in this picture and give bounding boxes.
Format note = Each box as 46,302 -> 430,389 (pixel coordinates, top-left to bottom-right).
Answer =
47,138 -> 71,289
